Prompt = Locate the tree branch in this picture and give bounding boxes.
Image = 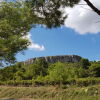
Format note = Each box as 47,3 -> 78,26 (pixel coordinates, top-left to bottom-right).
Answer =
84,0 -> 100,15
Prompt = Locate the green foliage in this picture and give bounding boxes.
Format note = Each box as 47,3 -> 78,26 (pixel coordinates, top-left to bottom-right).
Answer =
75,67 -> 89,78
75,78 -> 100,87
25,0 -> 80,28
0,80 -> 33,86
80,58 -> 90,69
0,2 -> 33,66
89,64 -> 100,77
0,0 -> 80,66
48,62 -> 68,84
0,58 -> 100,86
24,59 -> 48,80
34,59 -> 48,76
14,70 -> 24,81
47,62 -> 88,84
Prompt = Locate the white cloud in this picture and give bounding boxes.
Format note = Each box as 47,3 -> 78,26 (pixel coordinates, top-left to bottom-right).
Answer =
24,33 -> 45,51
28,43 -> 45,51
64,0 -> 100,34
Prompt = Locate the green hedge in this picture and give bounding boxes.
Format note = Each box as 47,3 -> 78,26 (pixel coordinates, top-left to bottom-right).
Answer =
0,80 -> 33,86
0,78 -> 100,87
75,78 -> 100,86
35,77 -> 100,86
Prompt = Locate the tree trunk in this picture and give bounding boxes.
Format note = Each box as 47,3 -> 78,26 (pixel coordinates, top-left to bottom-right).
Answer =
84,0 -> 100,15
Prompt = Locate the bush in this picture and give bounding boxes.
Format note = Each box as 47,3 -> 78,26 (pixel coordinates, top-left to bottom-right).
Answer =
89,64 -> 100,77
0,80 -> 33,86
34,76 -> 45,86
80,58 -> 90,69
76,78 -> 100,87
48,62 -> 68,84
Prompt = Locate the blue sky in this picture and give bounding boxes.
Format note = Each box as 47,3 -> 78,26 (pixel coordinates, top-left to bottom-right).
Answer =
16,0 -> 100,62
16,26 -> 100,61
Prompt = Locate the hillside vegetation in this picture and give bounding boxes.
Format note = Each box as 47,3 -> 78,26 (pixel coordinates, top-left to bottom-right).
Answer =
0,58 -> 100,87
0,58 -> 100,99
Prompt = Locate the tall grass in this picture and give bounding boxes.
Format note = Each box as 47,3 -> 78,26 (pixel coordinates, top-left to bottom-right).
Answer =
0,84 -> 100,100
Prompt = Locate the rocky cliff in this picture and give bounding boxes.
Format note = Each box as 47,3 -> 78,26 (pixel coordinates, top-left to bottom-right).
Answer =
22,55 -> 82,65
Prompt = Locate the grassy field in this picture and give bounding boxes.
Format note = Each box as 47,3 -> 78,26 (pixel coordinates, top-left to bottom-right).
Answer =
0,85 -> 100,100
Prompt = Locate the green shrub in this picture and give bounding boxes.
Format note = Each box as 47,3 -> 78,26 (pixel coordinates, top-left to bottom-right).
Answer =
89,64 -> 100,77
80,58 -> 90,69
76,78 -> 100,87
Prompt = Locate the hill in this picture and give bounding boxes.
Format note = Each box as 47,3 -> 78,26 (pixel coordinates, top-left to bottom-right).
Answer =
22,55 -> 81,65
0,55 -> 100,86
0,55 -> 100,99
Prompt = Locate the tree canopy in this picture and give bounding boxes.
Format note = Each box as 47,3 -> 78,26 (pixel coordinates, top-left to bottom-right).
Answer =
25,0 -> 80,28
0,2 -> 37,66
0,0 -> 80,66
0,0 -> 99,66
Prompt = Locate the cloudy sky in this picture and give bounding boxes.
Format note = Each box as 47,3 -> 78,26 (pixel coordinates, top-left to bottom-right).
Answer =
15,0 -> 100,61
64,0 -> 100,34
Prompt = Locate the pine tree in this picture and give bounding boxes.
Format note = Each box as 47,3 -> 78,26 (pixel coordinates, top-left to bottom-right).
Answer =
0,2 -> 37,66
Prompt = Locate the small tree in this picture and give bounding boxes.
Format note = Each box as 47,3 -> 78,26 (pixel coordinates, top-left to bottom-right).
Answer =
34,59 -> 48,76
0,1 -> 41,66
14,71 -> 24,81
89,64 -> 100,77
24,59 -> 48,80
80,58 -> 90,69
48,62 -> 68,85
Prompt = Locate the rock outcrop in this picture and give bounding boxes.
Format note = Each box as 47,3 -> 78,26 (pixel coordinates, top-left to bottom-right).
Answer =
22,55 -> 82,65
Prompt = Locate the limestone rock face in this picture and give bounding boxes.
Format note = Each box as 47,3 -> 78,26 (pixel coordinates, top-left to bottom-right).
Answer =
22,55 -> 82,65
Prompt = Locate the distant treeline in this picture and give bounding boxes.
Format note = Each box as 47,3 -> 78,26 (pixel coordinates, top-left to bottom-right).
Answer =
0,58 -> 100,86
